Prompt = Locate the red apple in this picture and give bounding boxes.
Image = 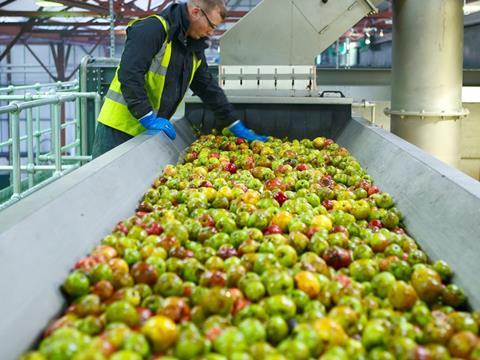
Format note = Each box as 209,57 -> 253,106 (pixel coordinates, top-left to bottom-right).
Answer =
264,225 -> 283,235
274,191 -> 288,206
296,163 -> 308,171
368,185 -> 380,196
369,219 -> 383,229
145,222 -> 163,235
225,162 -> 237,174
200,181 -> 213,188
265,178 -> 284,191
324,139 -> 334,146
74,256 -> 98,273
322,200 -> 334,210
114,222 -> 129,235
322,246 -> 352,270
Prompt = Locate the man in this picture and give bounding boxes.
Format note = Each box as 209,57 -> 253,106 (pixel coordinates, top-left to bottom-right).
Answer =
92,0 -> 267,158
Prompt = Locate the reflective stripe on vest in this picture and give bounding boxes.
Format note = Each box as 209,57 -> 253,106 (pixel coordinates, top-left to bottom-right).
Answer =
97,15 -> 202,136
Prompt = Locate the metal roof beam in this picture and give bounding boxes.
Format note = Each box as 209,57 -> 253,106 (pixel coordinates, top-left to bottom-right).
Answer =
66,35 -> 106,80
150,0 -> 174,13
0,17 -> 40,62
0,10 -> 103,17
123,0 -> 145,12
24,42 -> 57,81
0,21 -> 110,26
0,0 -> 15,8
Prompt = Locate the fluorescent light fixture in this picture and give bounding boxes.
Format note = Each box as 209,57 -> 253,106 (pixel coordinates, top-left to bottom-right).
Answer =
36,0 -> 63,7
462,87 -> 480,102
464,0 -> 480,15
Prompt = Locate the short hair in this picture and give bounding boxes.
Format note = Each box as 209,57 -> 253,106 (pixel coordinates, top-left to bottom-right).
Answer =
188,0 -> 227,19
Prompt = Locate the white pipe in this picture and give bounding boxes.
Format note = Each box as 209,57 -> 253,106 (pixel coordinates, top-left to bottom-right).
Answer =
389,0 -> 466,167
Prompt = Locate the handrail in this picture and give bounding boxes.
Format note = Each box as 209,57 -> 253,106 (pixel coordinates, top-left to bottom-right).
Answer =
0,80 -> 79,94
0,90 -> 101,210
352,100 -> 377,124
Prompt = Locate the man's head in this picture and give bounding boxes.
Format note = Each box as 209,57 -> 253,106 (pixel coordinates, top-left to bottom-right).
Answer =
186,0 -> 226,39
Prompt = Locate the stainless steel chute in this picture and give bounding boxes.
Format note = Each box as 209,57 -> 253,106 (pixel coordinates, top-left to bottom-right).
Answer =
1,115 -> 480,359
220,0 -> 383,66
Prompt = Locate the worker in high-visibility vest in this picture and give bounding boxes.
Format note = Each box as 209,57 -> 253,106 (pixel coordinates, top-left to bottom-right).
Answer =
92,0 -> 267,157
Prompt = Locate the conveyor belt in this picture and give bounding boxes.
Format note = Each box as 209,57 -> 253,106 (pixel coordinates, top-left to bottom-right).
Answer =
0,116 -> 479,359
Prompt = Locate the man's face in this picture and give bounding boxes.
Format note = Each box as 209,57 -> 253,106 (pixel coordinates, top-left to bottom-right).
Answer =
188,5 -> 223,39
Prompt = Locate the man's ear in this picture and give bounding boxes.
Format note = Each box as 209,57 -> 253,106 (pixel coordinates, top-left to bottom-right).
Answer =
190,6 -> 201,17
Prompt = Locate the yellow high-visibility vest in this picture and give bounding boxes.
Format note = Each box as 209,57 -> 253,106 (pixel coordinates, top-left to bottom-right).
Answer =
97,15 -> 202,136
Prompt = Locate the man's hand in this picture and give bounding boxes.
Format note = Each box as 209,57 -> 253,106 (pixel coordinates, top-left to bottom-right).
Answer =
139,112 -> 176,140
228,120 -> 268,142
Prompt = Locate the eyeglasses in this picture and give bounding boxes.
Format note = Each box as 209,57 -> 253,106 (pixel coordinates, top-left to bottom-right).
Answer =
199,7 -> 218,30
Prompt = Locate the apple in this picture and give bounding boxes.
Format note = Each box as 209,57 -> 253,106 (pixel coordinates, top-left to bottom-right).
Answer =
294,271 -> 321,298
64,270 -> 90,297
105,301 -> 139,327
410,267 -> 444,304
264,295 -> 296,319
141,315 -> 178,353
225,162 -> 237,174
322,246 -> 352,270
388,281 -> 418,311
266,315 -> 289,344
27,133 -> 477,360
265,271 -> 294,296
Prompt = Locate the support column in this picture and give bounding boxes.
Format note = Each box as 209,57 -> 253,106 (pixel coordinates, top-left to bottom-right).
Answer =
388,0 -> 467,167
109,0 -> 116,58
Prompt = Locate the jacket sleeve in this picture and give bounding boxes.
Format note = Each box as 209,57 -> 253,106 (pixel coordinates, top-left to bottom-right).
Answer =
189,54 -> 237,128
118,17 -> 166,119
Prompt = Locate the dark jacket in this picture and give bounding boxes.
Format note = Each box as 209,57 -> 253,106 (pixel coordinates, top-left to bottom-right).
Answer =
117,3 -> 237,126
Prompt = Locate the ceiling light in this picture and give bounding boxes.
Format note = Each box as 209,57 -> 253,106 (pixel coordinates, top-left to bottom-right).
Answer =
35,0 -> 63,7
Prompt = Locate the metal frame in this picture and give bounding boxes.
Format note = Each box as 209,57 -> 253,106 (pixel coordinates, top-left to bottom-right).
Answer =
0,128 -> 193,360
0,0 -> 251,47
198,66 -> 480,87
0,80 -> 78,94
337,117 -> 480,309
220,0 -> 383,65
1,115 -> 479,359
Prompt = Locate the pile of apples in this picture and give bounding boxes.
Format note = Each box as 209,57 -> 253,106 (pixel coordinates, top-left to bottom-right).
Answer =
23,135 -> 480,360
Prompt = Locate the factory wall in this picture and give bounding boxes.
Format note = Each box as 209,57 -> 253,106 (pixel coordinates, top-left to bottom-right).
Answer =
356,15 -> 480,69
351,96 -> 480,181
358,41 -> 393,68
464,23 -> 480,68
0,44 -> 106,85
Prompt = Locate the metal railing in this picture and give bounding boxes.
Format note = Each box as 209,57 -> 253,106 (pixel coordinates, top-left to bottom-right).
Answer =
0,80 -> 79,95
0,86 -> 101,210
353,100 -> 377,124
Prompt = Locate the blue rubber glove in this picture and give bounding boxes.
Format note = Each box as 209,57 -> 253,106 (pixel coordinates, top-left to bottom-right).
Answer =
139,112 -> 176,140
228,120 -> 268,142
